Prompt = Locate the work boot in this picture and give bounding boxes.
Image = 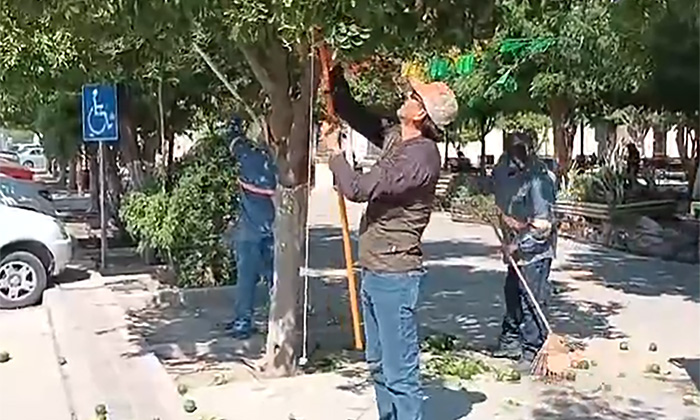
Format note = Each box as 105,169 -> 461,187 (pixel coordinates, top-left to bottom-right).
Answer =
227,319 -> 256,340
492,342 -> 522,361
512,357 -> 534,375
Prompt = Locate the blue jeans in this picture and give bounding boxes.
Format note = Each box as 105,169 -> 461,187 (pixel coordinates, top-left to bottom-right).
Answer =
232,235 -> 274,330
362,269 -> 425,420
499,258 -> 553,359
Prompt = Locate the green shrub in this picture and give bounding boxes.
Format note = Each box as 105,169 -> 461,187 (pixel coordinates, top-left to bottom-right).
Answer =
120,134 -> 239,287
449,174 -> 497,221
560,165 -> 627,206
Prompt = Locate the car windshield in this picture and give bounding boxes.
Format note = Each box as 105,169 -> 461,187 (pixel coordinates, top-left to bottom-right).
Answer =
0,177 -> 56,216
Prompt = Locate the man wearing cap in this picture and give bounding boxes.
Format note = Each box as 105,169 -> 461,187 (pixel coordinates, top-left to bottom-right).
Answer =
491,131 -> 558,366
321,66 -> 458,420
226,117 -> 278,340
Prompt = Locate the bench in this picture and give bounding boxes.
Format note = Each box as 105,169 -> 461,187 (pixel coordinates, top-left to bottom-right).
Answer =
553,199 -> 677,222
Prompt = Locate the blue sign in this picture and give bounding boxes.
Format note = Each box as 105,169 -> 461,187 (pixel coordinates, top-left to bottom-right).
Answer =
82,84 -> 119,142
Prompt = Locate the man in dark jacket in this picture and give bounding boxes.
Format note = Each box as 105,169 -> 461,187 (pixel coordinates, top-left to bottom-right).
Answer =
491,131 -> 557,364
322,67 -> 458,420
226,117 -> 278,340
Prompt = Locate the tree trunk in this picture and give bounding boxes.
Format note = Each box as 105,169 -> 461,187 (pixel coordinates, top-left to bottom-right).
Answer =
68,156 -> 78,192
549,97 -> 576,177
104,144 -> 125,228
624,109 -> 651,150
240,38 -> 319,377
166,129 -> 175,172
693,160 -> 700,201
264,185 -> 308,377
676,124 -> 699,193
118,84 -> 152,192
653,124 -> 667,157
88,146 -> 99,212
57,159 -> 68,188
165,127 -> 175,190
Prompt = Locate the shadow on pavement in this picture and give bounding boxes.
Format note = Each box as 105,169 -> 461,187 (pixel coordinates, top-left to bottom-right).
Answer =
118,226 -> 670,383
334,376 -> 486,420
531,389 -> 666,420
53,266 -> 91,285
311,227 -> 621,352
423,382 -> 487,420
560,243 -> 700,303
670,357 -> 700,392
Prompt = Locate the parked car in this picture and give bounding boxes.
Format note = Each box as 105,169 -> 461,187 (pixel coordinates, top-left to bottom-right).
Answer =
0,203 -> 73,308
0,157 -> 33,181
18,147 -> 47,171
0,150 -> 19,163
0,175 -> 56,216
11,143 -> 37,155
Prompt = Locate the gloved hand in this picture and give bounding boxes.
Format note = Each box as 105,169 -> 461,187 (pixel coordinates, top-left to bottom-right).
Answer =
501,242 -> 519,264
228,115 -> 244,137
329,64 -> 350,94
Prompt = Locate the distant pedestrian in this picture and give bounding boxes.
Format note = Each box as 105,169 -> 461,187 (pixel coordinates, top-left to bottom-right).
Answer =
226,116 -> 278,340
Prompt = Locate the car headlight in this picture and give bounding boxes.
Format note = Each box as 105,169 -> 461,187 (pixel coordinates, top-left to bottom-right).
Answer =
55,220 -> 69,239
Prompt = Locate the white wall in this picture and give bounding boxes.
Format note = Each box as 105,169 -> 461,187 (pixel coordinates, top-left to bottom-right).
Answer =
339,123 -> 690,170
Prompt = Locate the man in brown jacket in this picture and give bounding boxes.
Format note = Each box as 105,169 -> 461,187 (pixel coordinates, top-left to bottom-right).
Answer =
321,66 -> 458,420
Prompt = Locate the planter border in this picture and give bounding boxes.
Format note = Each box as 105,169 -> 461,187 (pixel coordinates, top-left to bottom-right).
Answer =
554,199 -> 676,221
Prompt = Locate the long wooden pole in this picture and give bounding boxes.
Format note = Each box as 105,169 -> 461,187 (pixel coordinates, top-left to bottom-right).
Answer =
317,38 -> 363,351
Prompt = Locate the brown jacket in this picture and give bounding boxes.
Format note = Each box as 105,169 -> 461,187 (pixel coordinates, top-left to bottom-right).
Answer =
328,75 -> 440,273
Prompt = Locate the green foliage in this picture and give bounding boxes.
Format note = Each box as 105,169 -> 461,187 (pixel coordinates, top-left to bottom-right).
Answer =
421,333 -> 458,354
560,165 -> 627,206
496,111 -> 550,147
614,0 -> 699,117
34,93 -> 81,162
450,176 -> 494,206
448,175 -> 499,223
120,134 -> 239,287
424,354 -> 491,380
454,119 -> 482,145
346,56 -> 403,113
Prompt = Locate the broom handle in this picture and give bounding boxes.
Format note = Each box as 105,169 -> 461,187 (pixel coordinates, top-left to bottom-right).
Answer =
317,33 -> 363,351
337,191 -> 364,350
490,223 -> 553,335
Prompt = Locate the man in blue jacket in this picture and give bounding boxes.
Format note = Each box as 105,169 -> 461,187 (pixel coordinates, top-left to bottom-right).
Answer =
226,117 -> 278,340
491,131 -> 558,365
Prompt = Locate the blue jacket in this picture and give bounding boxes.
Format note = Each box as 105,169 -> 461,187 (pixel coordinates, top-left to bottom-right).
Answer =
230,134 -> 278,240
492,153 -> 557,265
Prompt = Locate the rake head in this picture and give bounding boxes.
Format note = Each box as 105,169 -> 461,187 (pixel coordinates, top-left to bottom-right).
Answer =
530,333 -> 570,380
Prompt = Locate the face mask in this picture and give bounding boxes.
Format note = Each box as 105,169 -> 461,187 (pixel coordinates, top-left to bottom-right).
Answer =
510,144 -> 529,170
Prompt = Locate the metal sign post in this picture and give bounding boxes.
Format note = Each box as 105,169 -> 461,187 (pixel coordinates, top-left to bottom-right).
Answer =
99,141 -> 106,267
81,84 -> 119,270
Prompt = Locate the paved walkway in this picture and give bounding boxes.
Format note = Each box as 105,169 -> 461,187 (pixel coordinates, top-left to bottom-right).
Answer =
0,307 -> 73,420
1,188 -> 698,420
144,189 -> 700,419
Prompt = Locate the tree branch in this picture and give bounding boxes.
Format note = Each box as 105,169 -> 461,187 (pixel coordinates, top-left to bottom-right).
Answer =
239,44 -> 276,95
239,33 -> 294,147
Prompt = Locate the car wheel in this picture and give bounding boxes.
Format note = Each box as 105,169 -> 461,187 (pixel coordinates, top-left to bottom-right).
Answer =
0,251 -> 47,309
23,161 -> 34,168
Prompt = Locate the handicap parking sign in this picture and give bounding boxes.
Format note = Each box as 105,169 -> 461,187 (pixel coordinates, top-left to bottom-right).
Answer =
82,84 -> 119,142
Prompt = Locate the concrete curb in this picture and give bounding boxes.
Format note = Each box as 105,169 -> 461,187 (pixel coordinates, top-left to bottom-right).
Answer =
45,272 -> 189,420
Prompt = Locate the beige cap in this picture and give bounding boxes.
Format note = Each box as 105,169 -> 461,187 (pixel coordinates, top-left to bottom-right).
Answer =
409,78 -> 459,128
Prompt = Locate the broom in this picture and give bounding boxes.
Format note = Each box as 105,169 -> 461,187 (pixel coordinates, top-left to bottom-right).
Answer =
472,199 -> 570,379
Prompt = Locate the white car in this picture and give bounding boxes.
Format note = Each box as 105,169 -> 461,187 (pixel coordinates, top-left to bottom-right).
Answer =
18,147 -> 47,171
0,204 -> 73,309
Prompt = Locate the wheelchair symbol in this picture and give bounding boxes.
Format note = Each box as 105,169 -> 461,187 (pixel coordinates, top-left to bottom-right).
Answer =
87,89 -> 115,137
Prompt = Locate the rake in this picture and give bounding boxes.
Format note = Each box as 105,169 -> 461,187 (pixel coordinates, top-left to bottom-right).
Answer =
473,202 -> 570,379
